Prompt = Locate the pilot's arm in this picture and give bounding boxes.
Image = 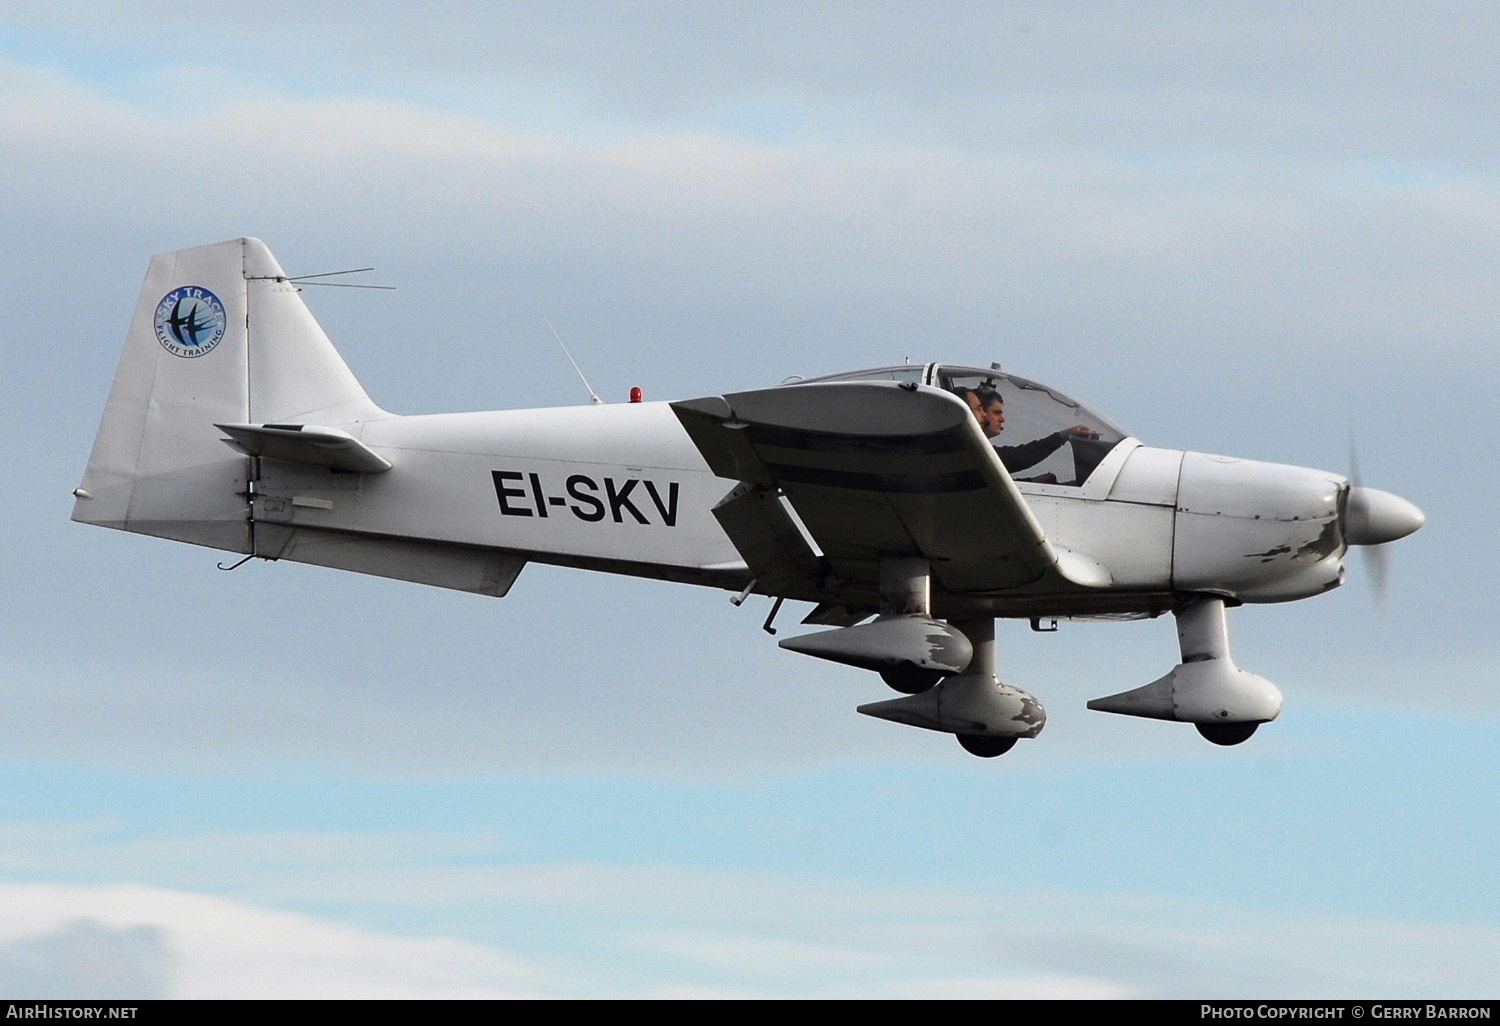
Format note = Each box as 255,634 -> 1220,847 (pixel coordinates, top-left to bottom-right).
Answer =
995,426 -> 1096,474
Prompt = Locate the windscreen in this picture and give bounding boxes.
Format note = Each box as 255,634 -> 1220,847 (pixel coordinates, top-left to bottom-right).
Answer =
937,367 -> 1129,486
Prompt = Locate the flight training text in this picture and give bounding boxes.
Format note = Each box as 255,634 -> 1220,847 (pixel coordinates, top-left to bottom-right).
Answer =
492,471 -> 680,526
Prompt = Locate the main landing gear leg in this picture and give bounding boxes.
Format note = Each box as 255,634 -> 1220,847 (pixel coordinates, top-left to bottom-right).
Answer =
856,617 -> 1047,758
950,618 -> 1025,757
876,558 -> 948,694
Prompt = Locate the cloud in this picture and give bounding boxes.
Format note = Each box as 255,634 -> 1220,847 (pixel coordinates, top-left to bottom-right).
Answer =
0,867 -> 1494,998
0,919 -> 170,1000
9,1 -> 1500,164
876,975 -> 1134,999
0,883 -> 541,999
3,49 -> 1496,368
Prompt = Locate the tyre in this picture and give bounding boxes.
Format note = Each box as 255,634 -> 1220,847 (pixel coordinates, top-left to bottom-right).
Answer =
956,734 -> 1017,758
1195,722 -> 1259,746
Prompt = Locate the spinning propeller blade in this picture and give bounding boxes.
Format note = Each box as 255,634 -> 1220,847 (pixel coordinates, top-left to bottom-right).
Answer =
1344,438 -> 1422,609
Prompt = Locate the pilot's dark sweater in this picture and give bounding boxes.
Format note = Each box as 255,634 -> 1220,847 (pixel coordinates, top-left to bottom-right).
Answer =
995,431 -> 1071,474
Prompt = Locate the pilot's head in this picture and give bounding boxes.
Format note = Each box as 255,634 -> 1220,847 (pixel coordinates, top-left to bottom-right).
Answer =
957,385 -> 1005,437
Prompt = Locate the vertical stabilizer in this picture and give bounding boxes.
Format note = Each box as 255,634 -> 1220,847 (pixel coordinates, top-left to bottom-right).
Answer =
72,237 -> 385,553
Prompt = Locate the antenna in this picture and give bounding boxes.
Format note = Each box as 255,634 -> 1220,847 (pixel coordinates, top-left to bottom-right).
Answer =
543,314 -> 605,405
246,267 -> 396,290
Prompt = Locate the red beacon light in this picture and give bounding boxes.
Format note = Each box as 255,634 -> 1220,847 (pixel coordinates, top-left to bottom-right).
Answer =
629,386 -> 643,403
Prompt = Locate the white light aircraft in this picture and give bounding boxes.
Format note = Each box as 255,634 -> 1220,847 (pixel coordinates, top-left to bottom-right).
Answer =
73,239 -> 1426,757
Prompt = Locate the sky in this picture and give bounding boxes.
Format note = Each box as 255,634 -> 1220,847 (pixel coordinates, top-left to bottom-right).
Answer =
0,0 -> 1496,998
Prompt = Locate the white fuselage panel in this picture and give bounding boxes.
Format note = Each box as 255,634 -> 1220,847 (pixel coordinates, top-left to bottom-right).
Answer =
260,402 -> 741,571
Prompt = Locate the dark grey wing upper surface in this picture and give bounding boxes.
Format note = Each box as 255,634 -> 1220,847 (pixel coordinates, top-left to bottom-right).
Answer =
671,382 -> 1062,594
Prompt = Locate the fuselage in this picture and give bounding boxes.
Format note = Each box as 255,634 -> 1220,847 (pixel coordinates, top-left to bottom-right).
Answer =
248,397 -> 1351,616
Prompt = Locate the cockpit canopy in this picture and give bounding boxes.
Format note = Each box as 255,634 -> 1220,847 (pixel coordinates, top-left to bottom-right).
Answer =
786,363 -> 1130,487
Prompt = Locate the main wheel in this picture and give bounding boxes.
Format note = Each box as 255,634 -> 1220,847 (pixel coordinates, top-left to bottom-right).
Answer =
880,665 -> 944,694
956,733 -> 1017,758
1196,721 -> 1259,746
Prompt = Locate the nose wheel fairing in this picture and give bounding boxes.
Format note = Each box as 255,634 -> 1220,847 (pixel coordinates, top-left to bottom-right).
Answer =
1088,596 -> 1282,735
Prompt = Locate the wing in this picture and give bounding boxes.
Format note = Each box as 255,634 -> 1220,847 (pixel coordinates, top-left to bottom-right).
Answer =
672,382 -> 1106,596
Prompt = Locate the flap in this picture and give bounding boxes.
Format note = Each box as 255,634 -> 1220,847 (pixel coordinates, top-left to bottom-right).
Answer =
672,382 -> 1083,593
710,481 -> 826,597
216,423 -> 392,473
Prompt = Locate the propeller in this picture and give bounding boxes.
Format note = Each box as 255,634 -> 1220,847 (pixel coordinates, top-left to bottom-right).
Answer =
1364,538 -> 1391,609
1344,441 -> 1425,607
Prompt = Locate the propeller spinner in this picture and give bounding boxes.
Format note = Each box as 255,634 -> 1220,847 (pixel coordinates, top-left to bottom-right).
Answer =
1343,475 -> 1425,605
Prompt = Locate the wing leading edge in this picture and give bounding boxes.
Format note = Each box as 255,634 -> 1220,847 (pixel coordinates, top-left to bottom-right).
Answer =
672,382 -> 1104,596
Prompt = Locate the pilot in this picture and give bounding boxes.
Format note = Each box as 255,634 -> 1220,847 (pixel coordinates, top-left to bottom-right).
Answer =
954,384 -> 1097,482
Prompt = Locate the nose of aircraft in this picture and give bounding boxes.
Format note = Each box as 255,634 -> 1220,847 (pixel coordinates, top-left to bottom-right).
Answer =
1345,487 -> 1426,546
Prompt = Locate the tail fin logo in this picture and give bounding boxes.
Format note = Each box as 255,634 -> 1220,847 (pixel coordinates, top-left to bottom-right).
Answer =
153,287 -> 227,358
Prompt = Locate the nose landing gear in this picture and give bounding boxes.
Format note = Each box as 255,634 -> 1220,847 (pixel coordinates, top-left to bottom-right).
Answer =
1089,596 -> 1282,746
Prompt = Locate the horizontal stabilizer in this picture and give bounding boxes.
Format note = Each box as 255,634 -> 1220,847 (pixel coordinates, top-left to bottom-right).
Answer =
217,423 -> 392,473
